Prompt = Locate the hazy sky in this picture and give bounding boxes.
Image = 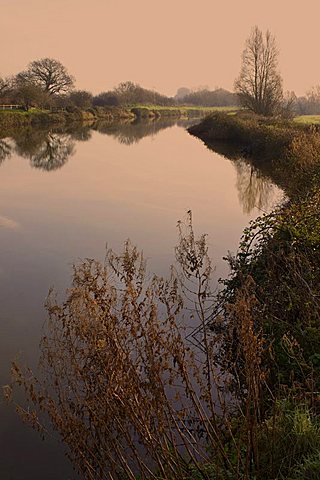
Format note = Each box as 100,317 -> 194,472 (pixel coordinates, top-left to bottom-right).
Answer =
0,0 -> 319,96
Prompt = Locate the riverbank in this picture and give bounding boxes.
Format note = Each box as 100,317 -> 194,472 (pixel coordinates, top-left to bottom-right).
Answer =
187,111 -> 320,479
0,105 -> 237,134
188,112 -> 320,198
0,106 -> 135,130
130,105 -> 237,119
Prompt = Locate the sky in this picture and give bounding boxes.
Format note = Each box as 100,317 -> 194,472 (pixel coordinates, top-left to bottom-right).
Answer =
0,0 -> 319,97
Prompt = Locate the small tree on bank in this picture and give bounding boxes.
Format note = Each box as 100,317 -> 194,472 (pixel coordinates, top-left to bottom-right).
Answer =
235,26 -> 283,116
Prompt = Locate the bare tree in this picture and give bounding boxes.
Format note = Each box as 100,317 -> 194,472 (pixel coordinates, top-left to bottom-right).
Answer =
305,85 -> 320,114
17,58 -> 75,95
235,26 -> 283,116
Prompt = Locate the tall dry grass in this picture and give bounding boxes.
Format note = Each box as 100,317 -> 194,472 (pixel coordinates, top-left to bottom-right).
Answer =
9,208 -> 320,479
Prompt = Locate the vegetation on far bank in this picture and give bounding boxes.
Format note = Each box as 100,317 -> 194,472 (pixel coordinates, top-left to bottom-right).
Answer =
0,105 -> 239,133
189,111 -> 320,198
0,58 -> 239,113
294,115 -> 320,124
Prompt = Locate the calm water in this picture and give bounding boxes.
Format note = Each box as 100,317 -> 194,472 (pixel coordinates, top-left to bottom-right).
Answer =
0,119 -> 283,479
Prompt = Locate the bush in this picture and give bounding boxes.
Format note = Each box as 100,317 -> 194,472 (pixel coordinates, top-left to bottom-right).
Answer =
93,92 -> 119,107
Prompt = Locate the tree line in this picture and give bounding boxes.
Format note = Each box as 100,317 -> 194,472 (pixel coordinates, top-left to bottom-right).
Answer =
0,58 -> 238,111
1,35 -> 320,115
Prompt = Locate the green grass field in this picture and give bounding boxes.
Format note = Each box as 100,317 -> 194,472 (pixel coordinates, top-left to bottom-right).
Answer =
131,104 -> 239,112
294,115 -> 320,124
0,107 -> 50,115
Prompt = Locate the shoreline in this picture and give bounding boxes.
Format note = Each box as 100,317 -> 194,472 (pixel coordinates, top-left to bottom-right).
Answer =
0,105 -> 238,136
188,112 -> 320,199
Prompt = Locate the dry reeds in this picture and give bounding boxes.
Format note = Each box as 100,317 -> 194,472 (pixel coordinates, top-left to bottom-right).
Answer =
10,207 -> 320,479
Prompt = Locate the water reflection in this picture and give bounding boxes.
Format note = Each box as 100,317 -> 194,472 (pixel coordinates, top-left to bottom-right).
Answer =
28,134 -> 75,171
0,139 -> 12,164
62,123 -> 93,142
0,119 -> 198,171
0,119 -> 279,212
202,140 -> 282,214
234,160 -> 275,214
12,129 -> 75,171
13,119 -> 275,218
93,118 -> 190,145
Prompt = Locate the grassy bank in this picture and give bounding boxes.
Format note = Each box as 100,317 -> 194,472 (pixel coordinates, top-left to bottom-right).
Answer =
189,112 -> 320,198
186,112 -> 320,479
0,107 -> 134,132
0,105 -> 237,134
188,111 -> 313,160
130,105 -> 238,119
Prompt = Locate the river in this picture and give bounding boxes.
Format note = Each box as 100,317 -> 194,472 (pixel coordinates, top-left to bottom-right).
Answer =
0,118 -> 283,479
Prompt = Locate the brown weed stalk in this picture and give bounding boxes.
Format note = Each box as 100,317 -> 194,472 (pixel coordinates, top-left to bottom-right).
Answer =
11,214 -> 273,479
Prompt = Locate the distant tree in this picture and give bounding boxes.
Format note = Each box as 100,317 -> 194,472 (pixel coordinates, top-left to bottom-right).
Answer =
92,92 -> 119,107
113,81 -> 173,106
17,58 -> 75,95
114,81 -> 140,104
234,26 -> 283,116
178,88 -> 238,107
193,85 -> 210,92
12,80 -> 52,109
294,96 -> 308,115
305,86 -> 320,114
281,91 -> 297,118
307,85 -> 320,102
292,87 -> 320,115
114,81 -> 136,95
175,87 -> 191,100
68,90 -> 93,109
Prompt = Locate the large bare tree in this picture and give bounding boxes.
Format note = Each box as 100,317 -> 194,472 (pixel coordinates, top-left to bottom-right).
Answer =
235,27 -> 283,116
17,58 -> 75,95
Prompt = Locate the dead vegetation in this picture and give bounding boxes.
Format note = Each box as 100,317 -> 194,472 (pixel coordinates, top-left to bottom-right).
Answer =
9,208 -> 320,479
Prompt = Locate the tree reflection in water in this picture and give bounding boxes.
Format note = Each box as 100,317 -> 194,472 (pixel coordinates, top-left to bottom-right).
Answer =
13,129 -> 75,171
0,139 -> 12,164
63,124 -> 93,142
93,119 -> 178,145
198,139 -> 282,215
234,160 -> 273,214
29,134 -> 75,171
0,118 -> 202,172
